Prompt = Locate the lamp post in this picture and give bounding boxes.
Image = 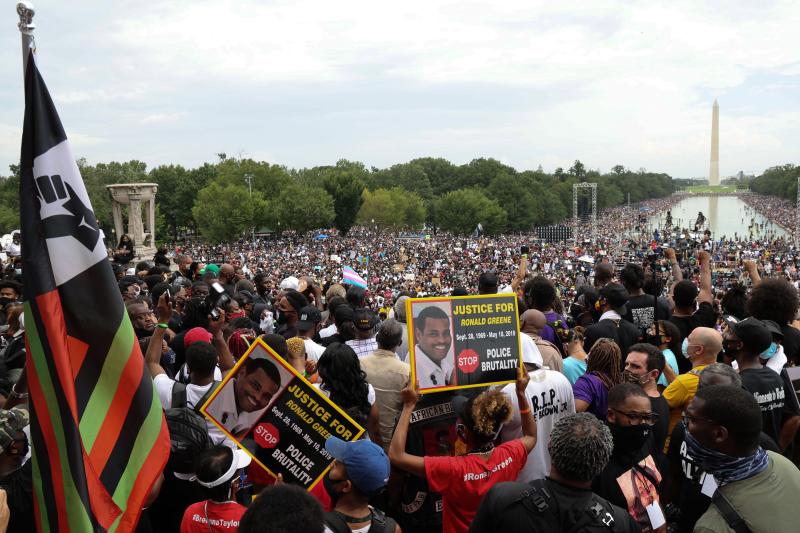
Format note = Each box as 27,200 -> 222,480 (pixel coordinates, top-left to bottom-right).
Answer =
244,174 -> 255,243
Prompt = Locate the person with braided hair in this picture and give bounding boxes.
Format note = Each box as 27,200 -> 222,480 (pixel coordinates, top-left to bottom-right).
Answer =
573,338 -> 624,421
389,370 -> 537,533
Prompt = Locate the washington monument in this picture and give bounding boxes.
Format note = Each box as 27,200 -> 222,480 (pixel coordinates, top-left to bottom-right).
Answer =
709,99 -> 719,186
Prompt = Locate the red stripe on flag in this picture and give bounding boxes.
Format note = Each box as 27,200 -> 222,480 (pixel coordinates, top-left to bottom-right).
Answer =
88,345 -> 140,471
115,418 -> 170,533
66,335 -> 89,381
25,349 -> 71,532
35,292 -> 80,420
81,455 -> 119,530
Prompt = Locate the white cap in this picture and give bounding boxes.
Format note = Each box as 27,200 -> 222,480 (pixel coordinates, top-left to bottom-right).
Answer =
279,276 -> 300,291
519,334 -> 544,367
192,448 -> 252,488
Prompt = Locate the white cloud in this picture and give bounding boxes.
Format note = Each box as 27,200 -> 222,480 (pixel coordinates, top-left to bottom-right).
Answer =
0,0 -> 797,179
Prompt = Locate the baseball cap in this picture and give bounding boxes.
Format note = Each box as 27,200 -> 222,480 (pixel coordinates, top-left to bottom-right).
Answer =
354,307 -> 377,331
599,283 -> 629,315
728,317 -> 772,354
280,276 -> 300,291
297,305 -> 322,330
325,437 -> 390,495
184,327 -> 213,348
203,264 -> 220,277
335,305 -> 355,323
762,319 -> 784,339
0,407 -> 29,454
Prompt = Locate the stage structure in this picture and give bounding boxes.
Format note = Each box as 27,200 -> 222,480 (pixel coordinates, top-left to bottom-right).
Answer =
106,183 -> 158,259
573,182 -> 597,243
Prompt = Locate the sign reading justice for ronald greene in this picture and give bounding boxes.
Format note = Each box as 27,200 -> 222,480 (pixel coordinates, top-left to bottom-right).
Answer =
409,293 -> 522,393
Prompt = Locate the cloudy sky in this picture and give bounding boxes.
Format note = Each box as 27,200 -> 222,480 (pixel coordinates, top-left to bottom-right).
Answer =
1,0 -> 798,179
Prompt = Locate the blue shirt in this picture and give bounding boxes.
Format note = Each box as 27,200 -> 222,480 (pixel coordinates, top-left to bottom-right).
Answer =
562,356 -> 587,385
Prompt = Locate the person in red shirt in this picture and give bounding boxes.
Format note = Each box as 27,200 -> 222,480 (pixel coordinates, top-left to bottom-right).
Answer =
180,445 -> 250,533
389,370 -> 537,533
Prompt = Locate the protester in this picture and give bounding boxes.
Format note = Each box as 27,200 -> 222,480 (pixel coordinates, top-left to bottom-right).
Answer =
179,445 -> 250,533
389,371 -> 537,533
624,343 -> 669,452
593,383 -> 667,532
747,277 -> 800,365
238,484 -> 325,533
562,326 -> 588,385
499,341 -> 575,482
360,318 -> 410,451
0,407 -> 33,533
346,307 -> 379,359
574,338 -> 624,421
322,437 -> 398,533
661,326 -> 721,451
469,413 -> 639,532
583,283 -> 639,357
519,309 -> 564,372
687,385 -> 800,532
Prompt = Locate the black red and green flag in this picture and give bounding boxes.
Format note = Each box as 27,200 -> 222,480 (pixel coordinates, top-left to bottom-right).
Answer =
19,46 -> 170,531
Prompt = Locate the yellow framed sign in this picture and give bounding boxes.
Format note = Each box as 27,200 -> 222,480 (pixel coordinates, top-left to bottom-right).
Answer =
407,293 -> 523,394
200,338 -> 364,490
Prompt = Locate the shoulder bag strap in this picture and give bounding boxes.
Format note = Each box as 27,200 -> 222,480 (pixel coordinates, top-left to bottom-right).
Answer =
171,381 -> 187,409
712,490 -> 753,533
193,381 -> 220,413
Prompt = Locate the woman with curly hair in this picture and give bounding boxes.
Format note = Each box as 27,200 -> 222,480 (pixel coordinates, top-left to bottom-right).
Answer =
389,371 -> 537,533
747,277 -> 800,365
315,342 -> 382,445
573,338 -> 623,421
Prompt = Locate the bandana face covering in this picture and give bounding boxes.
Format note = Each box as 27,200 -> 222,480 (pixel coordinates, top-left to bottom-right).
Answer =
684,430 -> 769,486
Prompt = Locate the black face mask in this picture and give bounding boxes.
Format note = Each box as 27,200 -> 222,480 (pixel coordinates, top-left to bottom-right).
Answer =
275,310 -> 288,325
645,333 -> 661,346
323,474 -> 347,506
609,423 -> 650,453
0,297 -> 12,309
722,341 -> 741,359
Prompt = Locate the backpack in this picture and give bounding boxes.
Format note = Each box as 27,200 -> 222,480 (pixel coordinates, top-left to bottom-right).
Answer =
325,507 -> 397,533
164,381 -> 219,476
513,479 -> 622,532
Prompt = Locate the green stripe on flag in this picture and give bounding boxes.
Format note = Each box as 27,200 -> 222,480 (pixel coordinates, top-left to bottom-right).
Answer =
30,444 -> 51,532
26,303 -> 94,531
109,387 -> 163,533
80,312 -> 135,453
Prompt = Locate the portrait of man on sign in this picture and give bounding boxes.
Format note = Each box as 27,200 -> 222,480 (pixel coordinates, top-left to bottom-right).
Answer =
413,304 -> 455,389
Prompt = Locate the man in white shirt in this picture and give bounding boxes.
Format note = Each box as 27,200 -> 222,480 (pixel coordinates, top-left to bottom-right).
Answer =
205,355 -> 282,439
413,305 -> 454,389
296,305 -> 325,362
500,340 -> 575,482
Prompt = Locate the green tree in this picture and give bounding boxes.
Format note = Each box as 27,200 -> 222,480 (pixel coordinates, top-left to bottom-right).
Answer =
149,164 -> 197,240
273,184 -> 335,233
214,158 -> 291,197
435,189 -> 507,235
323,170 -> 365,235
485,173 -> 538,231
357,187 -> 426,229
192,183 -> 267,242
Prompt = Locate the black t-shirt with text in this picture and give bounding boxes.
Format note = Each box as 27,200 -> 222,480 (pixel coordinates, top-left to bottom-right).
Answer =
740,367 -> 790,447
624,294 -> 672,333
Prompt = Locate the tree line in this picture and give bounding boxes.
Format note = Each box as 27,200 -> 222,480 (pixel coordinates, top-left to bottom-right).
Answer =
748,164 -> 800,200
0,156 -> 676,242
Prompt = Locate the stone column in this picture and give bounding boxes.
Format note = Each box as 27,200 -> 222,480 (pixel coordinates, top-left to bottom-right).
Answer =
111,201 -> 124,245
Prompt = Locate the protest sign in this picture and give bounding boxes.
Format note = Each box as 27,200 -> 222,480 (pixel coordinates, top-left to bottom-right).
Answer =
407,293 -> 522,393
200,339 -> 364,490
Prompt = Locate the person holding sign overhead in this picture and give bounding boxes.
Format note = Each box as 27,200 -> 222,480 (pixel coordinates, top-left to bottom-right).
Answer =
414,305 -> 455,389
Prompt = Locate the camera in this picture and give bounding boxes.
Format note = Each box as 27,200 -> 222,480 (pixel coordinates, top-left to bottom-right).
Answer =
201,282 -> 230,321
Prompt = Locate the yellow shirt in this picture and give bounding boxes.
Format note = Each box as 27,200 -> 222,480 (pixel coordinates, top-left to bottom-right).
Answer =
662,364 -> 707,452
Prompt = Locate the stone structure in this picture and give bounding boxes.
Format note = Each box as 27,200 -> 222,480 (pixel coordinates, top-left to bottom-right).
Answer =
709,99 -> 720,186
106,183 -> 158,260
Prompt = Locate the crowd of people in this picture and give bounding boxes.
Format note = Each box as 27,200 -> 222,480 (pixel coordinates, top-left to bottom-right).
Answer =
1,191 -> 800,532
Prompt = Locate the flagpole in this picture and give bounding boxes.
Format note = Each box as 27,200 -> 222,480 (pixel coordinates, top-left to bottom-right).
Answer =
17,2 -> 36,73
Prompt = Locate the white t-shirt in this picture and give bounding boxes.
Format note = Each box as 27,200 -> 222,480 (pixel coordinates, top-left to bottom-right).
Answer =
153,374 -> 229,445
319,324 -> 337,339
304,338 -> 326,362
324,526 -> 369,533
500,369 -> 575,483
175,363 -> 224,383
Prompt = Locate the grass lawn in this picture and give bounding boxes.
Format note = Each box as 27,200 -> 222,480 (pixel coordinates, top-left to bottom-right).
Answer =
685,184 -> 739,193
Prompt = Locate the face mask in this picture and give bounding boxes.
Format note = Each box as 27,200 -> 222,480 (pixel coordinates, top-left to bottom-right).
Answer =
761,342 -> 778,360
275,310 -> 288,325
609,423 -> 650,453
323,473 -> 346,506
681,338 -> 691,358
624,370 -> 651,386
722,341 -> 740,359
684,430 -> 768,485
645,333 -> 661,346
228,311 -> 246,320
0,297 -> 11,309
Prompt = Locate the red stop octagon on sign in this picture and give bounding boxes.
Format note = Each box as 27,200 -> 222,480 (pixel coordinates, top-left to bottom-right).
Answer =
254,422 -> 280,449
457,349 -> 479,374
